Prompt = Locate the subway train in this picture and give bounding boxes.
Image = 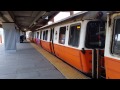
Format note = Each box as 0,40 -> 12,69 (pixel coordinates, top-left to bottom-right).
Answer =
29,11 -> 120,79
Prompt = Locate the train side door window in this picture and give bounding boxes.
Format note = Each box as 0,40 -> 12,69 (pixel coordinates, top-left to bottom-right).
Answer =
43,31 -> 46,40
68,24 -> 81,47
85,21 -> 105,49
45,30 -> 48,41
40,31 -> 42,39
52,28 -> 54,42
50,29 -> 52,41
112,19 -> 120,55
50,28 -> 54,42
37,32 -> 39,38
59,26 -> 66,44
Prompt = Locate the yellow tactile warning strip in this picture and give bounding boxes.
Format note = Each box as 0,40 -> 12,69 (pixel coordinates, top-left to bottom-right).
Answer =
30,42 -> 90,79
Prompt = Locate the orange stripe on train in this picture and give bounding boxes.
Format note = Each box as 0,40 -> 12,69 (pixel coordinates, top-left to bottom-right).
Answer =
105,57 -> 120,79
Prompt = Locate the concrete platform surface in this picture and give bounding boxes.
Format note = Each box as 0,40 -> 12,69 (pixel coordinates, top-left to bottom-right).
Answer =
0,42 -> 65,79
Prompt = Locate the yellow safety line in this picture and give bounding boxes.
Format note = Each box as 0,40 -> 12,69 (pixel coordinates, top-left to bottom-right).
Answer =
30,42 -> 90,79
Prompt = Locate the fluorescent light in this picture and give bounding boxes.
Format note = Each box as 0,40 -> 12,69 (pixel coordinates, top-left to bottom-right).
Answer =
45,16 -> 48,20
24,28 -> 26,31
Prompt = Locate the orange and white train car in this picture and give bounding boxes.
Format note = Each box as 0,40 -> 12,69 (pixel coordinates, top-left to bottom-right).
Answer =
53,20 -> 106,75
105,12 -> 120,79
32,31 -> 40,45
33,11 -> 109,78
36,31 -> 40,45
40,28 -> 52,52
33,32 -> 37,43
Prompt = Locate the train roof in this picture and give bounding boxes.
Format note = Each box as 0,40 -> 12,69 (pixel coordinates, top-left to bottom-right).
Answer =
36,11 -> 112,30
36,11 -> 88,30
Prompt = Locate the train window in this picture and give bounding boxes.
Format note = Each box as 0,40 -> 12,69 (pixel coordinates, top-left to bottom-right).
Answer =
52,28 -> 54,41
112,19 -> 120,55
37,32 -> 39,38
45,30 -> 48,40
50,29 -> 52,41
40,31 -> 42,39
50,28 -> 54,41
43,30 -> 48,41
59,26 -> 66,44
85,21 -> 105,49
43,31 -> 46,40
68,24 -> 81,47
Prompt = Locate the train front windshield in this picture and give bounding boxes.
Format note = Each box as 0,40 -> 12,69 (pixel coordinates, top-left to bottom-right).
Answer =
85,21 -> 105,49
112,19 -> 120,55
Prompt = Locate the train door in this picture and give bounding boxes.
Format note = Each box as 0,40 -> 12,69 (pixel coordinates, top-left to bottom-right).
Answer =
36,32 -> 39,44
50,28 -> 55,54
85,20 -> 106,78
39,30 -> 42,47
105,13 -> 120,79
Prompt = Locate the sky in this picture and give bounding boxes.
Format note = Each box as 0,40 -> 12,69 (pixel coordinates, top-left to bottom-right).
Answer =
48,11 -> 81,25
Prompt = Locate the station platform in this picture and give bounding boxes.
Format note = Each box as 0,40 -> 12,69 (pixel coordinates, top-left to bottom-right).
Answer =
0,40 -> 90,79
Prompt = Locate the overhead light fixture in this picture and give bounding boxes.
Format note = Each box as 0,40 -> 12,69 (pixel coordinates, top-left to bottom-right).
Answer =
45,16 -> 48,20
24,28 -> 26,31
